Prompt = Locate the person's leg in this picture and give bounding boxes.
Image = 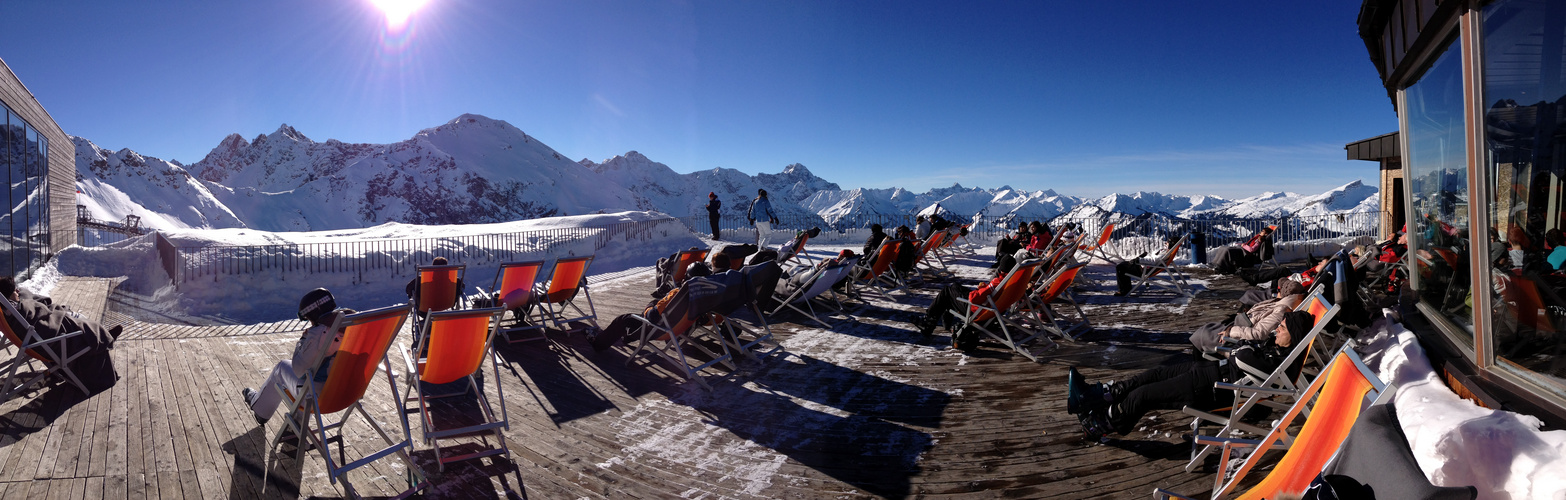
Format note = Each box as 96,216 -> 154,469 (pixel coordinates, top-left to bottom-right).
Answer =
710,214 -> 721,239
756,220 -> 773,248
249,360 -> 301,422
1112,361 -> 1223,429
1115,261 -> 1140,295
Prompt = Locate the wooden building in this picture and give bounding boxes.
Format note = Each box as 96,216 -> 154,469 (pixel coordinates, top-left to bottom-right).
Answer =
0,57 -> 76,280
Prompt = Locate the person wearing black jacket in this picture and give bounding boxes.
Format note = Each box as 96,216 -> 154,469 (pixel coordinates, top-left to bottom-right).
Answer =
861,224 -> 888,259
1068,310 -> 1315,441
705,192 -> 722,239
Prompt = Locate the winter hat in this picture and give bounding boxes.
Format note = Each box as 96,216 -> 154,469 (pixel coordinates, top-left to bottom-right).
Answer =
838,249 -> 856,259
1283,310 -> 1315,344
298,288 -> 337,324
686,262 -> 712,280
1277,279 -> 1305,298
709,192 -> 716,197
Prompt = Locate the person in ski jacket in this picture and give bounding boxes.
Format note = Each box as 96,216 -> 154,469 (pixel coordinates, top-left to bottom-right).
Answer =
705,192 -> 722,239
749,189 -> 780,247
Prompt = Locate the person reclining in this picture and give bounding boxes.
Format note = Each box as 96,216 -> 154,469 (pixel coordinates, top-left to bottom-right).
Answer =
240,288 -> 354,425
861,224 -> 888,260
1188,280 -> 1305,354
0,277 -> 122,392
911,256 -> 1021,347
1067,310 -> 1314,441
776,227 -> 821,263
1213,225 -> 1276,275
1113,235 -> 1183,296
777,249 -> 856,296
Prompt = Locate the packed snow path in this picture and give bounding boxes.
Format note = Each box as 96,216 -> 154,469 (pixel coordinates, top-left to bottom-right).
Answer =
3,248 -> 1291,499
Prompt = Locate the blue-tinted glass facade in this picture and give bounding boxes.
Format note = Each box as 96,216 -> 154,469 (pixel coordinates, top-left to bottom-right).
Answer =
0,99 -> 50,280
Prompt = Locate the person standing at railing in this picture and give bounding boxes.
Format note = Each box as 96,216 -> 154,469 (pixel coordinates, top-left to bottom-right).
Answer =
749,189 -> 779,248
705,192 -> 722,240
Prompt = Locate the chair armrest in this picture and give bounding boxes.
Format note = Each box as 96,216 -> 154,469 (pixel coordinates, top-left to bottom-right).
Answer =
1214,382 -> 1293,396
398,342 -> 416,376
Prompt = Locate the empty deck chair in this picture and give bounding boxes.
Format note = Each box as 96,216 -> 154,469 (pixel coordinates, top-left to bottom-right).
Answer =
0,298 -> 90,402
487,260 -> 547,343
1156,346 -> 1390,500
914,232 -> 952,277
1125,234 -> 1193,298
624,276 -> 738,391
536,256 -> 600,333
947,259 -> 1050,361
400,307 -> 510,472
770,261 -> 857,328
1077,223 -> 1119,263
1183,291 -> 1341,472
269,304 -> 426,499
778,231 -> 816,267
1017,260 -> 1091,341
411,264 -> 465,334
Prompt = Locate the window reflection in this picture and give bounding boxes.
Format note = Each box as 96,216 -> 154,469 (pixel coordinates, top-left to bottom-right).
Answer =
1482,0 -> 1566,393
1407,34 -> 1474,343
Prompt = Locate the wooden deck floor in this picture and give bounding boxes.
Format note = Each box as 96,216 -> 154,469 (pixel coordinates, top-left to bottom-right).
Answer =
0,254 -> 1266,499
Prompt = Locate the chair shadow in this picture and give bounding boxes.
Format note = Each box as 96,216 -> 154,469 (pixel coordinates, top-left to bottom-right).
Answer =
491,335 -> 621,426
221,424 -> 303,499
0,379 -> 94,449
410,444 -> 526,500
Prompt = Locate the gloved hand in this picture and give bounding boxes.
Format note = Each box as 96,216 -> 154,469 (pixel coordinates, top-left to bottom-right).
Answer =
771,217 -> 779,225
748,218 -> 755,226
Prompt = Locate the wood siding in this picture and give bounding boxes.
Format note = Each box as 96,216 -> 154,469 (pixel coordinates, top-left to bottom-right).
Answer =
0,57 -> 78,253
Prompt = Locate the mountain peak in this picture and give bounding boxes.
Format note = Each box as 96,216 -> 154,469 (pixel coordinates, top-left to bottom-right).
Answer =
272,124 -> 309,143
782,163 -> 811,176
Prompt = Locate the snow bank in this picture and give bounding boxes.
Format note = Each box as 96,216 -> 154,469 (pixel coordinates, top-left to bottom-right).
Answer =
37,211 -> 703,324
1358,316 -> 1566,499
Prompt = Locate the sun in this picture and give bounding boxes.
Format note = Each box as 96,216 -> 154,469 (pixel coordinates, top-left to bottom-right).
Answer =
369,0 -> 430,31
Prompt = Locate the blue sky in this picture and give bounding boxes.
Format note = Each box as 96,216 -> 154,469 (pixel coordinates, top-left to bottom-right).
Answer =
0,0 -> 1396,198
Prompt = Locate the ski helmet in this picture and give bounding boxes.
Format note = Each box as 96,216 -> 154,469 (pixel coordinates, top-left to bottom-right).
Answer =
298,288 -> 337,324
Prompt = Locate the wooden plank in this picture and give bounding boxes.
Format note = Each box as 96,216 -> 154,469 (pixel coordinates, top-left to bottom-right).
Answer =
156,471 -> 182,500
85,362 -> 114,477
143,340 -> 179,473
102,475 -> 128,500
83,476 -> 105,500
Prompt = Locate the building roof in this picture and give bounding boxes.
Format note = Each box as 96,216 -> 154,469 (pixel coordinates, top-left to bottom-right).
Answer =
1345,131 -> 1399,161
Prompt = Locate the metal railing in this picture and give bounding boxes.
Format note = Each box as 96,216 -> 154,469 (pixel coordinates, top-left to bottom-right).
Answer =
161,217 -> 679,287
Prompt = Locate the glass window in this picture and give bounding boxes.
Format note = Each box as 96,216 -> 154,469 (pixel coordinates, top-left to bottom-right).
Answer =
1481,0 -> 1566,396
1406,34 -> 1472,344
0,105 -> 10,278
22,127 -> 36,277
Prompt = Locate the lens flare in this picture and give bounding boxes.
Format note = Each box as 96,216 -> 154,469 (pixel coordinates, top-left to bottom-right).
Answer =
369,0 -> 430,32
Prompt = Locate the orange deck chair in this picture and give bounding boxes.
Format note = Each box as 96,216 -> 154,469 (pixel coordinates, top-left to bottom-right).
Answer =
854,237 -> 908,299
489,260 -> 547,343
1078,223 -> 1119,263
1125,233 -> 1194,298
537,256 -> 600,333
401,307 -> 511,472
1018,260 -> 1091,342
624,280 -> 737,391
269,304 -> 426,499
670,248 -> 710,284
0,298 -> 91,402
411,263 -> 465,333
948,259 -> 1047,361
782,232 -> 816,267
1156,346 -> 1389,500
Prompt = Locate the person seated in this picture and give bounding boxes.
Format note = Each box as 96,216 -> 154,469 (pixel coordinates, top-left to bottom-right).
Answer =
994,222 -> 1031,267
861,224 -> 888,259
240,288 -> 354,425
1113,235 -> 1183,296
643,262 -> 714,326
1188,280 -> 1305,354
0,277 -> 122,392
778,249 -> 856,296
915,216 -> 932,241
1547,229 -> 1566,270
709,253 -> 733,275
1025,221 -> 1052,254
776,227 -> 821,263
912,256 -> 1020,346
1068,310 -> 1315,441
1213,225 -> 1276,275
929,213 -> 952,233
404,256 -> 464,313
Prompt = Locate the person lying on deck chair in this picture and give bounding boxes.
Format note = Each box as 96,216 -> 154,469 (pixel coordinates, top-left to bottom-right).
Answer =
1066,310 -> 1314,442
910,256 -> 1020,348
0,277 -> 122,392
592,262 -> 716,352
1212,225 -> 1277,275
240,288 -> 354,425
1187,280 -> 1305,354
1113,235 -> 1183,296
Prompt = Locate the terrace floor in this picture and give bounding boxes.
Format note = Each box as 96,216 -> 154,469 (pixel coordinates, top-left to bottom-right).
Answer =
0,248 -> 1274,499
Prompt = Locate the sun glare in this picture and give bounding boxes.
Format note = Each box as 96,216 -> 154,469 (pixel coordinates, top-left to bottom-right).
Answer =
369,0 -> 430,31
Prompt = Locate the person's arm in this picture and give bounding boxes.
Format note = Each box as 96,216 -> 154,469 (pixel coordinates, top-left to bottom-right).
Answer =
1225,296 -> 1300,341
290,322 -> 338,377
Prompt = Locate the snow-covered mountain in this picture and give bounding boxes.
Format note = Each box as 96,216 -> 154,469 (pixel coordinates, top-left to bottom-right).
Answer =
71,113 -> 1381,237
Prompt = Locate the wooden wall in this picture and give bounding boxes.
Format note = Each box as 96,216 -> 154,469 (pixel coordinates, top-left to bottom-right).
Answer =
0,57 -> 77,253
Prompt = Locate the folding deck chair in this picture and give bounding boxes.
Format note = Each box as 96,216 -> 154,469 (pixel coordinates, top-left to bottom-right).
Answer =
779,232 -> 816,267
1077,223 -> 1119,263
769,261 -> 857,328
486,260 -> 547,343
0,298 -> 90,402
536,256 -> 600,333
914,232 -> 952,277
854,238 -> 907,300
670,248 -> 710,285
400,307 -> 511,472
1156,346 -> 1390,500
624,277 -> 738,391
1182,290 -> 1341,472
947,259 -> 1051,361
411,264 -> 465,335
707,265 -> 784,362
1016,260 -> 1091,341
268,304 -> 426,499
1125,234 -> 1193,298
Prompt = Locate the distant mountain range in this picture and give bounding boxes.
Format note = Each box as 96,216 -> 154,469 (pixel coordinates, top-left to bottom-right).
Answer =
71,113 -> 1379,234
